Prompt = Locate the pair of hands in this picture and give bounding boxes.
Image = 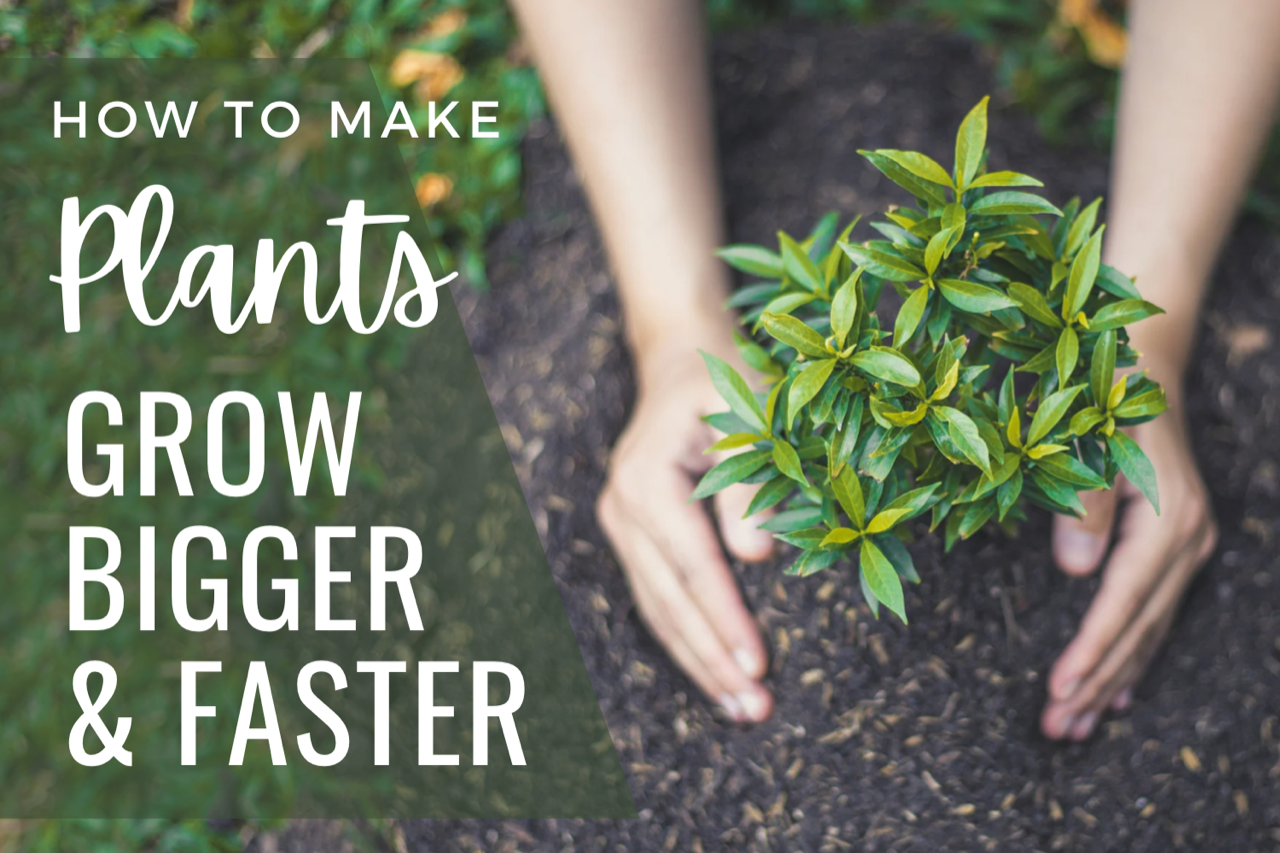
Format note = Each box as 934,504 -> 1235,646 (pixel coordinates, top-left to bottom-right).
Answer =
596,316 -> 1217,739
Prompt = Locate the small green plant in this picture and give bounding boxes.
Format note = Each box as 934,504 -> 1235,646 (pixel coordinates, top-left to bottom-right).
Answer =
698,97 -> 1167,624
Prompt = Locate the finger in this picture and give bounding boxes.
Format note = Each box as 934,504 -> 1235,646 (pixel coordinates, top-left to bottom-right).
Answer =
628,529 -> 773,720
1052,488 -> 1119,577
626,568 -> 753,719
601,481 -> 747,701
637,468 -> 771,679
1045,501 -> 1217,739
1047,499 -> 1174,704
1064,562 -> 1187,738
714,481 -> 776,563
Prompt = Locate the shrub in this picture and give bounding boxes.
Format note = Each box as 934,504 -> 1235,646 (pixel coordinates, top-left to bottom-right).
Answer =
698,97 -> 1167,623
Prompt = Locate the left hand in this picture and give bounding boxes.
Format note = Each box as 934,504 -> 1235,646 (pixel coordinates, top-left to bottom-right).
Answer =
1040,393 -> 1218,740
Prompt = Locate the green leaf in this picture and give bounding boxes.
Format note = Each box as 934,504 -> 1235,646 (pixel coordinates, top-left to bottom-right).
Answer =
1028,384 -> 1085,446
743,476 -> 794,518
820,527 -> 860,548
1015,341 -> 1058,375
791,548 -> 841,577
1006,282 -> 1063,328
1064,227 -> 1103,320
954,96 -> 989,190
775,527 -> 829,549
935,407 -> 992,477
1030,468 -> 1086,515
875,149 -> 955,189
716,245 -> 784,279
760,506 -> 825,532
1063,198 -> 1101,260
966,170 -> 1044,189
1006,405 -> 1022,448
925,226 -> 956,276
735,330 -> 781,377
832,465 -> 867,529
1096,264 -> 1143,300
931,359 -> 960,401
861,151 -> 951,207
706,432 -> 763,453
787,358 -> 838,419
874,534 -> 920,583
773,440 -> 809,486
765,378 -> 784,427
839,241 -> 927,282
957,498 -> 996,539
762,291 -> 817,316
1069,406 -> 1106,436
806,211 -> 843,261
851,347 -> 922,387
937,278 -> 1017,314
860,538 -> 907,623
780,231 -> 825,293
1056,325 -> 1079,388
830,270 -> 861,347
1107,374 -> 1129,412
866,507 -> 913,534
703,411 -> 752,435
968,192 -> 1063,218
973,452 -> 1021,499
828,399 -> 861,476
942,202 -> 967,235
691,449 -> 772,500
997,466 -> 1023,521
1091,329 -> 1117,406
893,285 -> 929,348
872,397 -> 929,428
859,563 -> 881,617
700,350 -> 768,433
1108,431 -> 1160,513
880,483 -> 941,519
1035,452 -> 1106,489
760,312 -> 830,358
998,365 -> 1016,423
1089,299 -> 1165,331
1114,388 -> 1168,420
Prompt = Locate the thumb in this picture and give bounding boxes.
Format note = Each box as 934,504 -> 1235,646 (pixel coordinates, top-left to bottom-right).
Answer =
1052,487 -> 1119,576
714,481 -> 776,562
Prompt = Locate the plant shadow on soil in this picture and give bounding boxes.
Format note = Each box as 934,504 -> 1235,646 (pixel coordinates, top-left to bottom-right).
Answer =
256,22 -> 1280,853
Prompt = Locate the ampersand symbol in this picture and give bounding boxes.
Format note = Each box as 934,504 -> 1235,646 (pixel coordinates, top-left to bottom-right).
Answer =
68,661 -> 133,767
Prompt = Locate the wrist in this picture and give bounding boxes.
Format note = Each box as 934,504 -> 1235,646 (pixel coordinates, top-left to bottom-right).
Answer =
628,304 -> 743,390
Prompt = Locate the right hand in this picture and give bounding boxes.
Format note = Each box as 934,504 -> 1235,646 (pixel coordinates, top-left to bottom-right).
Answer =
596,320 -> 776,722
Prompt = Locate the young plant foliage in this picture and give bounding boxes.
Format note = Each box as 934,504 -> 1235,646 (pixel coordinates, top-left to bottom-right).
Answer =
701,97 -> 1167,625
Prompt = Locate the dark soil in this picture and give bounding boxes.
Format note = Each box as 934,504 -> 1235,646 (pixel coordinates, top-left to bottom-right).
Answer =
269,21 -> 1280,853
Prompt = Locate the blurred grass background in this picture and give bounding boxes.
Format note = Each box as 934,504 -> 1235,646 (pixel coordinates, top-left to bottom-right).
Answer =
0,0 -> 1274,850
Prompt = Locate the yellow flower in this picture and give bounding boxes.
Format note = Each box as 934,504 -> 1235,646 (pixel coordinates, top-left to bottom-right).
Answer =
415,173 -> 454,208
424,9 -> 468,39
1058,0 -> 1128,69
388,50 -> 465,100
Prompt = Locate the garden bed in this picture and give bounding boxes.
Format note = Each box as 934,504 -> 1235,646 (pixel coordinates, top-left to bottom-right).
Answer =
270,21 -> 1280,853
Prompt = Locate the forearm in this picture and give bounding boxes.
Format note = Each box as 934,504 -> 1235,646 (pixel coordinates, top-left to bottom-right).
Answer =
507,0 -> 731,371
1105,0 -> 1280,388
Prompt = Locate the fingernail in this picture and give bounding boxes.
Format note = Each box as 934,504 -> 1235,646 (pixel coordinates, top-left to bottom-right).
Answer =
1071,712 -> 1098,740
1112,688 -> 1133,711
737,690 -> 768,721
1054,713 -> 1076,740
1055,529 -> 1106,572
719,693 -> 744,720
734,649 -> 760,676
1054,677 -> 1080,701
